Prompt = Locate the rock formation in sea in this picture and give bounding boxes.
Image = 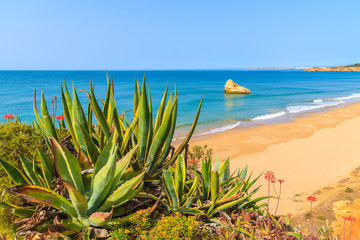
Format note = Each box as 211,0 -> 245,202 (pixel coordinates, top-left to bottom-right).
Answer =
224,79 -> 251,94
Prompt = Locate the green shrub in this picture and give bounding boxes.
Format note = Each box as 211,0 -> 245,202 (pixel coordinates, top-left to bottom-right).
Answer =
110,209 -> 153,240
0,121 -> 47,236
187,144 -> 213,161
143,214 -> 200,240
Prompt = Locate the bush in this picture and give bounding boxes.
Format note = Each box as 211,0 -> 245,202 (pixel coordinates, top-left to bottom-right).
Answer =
143,214 -> 201,240
187,144 -> 213,162
0,121 -> 47,235
110,209 -> 153,240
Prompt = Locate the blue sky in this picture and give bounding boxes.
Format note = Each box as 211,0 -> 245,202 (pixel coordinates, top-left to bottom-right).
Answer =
1,1 -> 360,70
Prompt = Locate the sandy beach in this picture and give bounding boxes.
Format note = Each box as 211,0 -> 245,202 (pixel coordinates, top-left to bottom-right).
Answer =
188,102 -> 360,216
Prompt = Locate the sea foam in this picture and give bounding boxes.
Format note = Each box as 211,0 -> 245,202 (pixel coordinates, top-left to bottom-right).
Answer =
333,93 -> 360,101
286,105 -> 324,113
252,111 -> 286,121
196,122 -> 241,136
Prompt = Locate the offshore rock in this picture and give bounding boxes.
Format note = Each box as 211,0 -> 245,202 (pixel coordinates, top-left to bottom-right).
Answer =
224,79 -> 251,94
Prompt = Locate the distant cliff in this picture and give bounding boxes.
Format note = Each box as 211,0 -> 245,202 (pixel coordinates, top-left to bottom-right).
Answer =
304,64 -> 360,72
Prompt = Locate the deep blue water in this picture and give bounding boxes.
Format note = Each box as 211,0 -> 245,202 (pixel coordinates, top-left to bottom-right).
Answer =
1,70 -> 360,138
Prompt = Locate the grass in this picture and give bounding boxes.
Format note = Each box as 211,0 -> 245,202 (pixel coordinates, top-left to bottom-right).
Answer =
0,121 -> 48,235
316,216 -> 326,221
345,187 -> 354,193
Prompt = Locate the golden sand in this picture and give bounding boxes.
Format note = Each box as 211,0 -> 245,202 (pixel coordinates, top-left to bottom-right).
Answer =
188,102 -> 360,215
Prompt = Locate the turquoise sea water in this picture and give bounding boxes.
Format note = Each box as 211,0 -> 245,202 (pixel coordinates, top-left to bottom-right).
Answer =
1,70 -> 360,138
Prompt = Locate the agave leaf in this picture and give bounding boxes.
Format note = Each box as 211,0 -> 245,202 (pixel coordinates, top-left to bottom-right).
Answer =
163,170 -> 179,210
133,77 -> 141,117
87,102 -> 93,134
201,158 -> 211,201
98,174 -> 144,212
0,202 -> 35,218
50,138 -> 85,194
138,78 -> 150,165
239,196 -> 270,210
33,88 -> 45,133
174,156 -> 186,202
234,227 -> 257,240
88,208 -> 113,227
153,82 -> 168,133
89,84 -> 111,140
145,98 -> 177,174
61,85 -> 78,149
72,83 -> 88,152
78,121 -> 99,163
120,116 -> 139,155
18,154 -> 43,186
63,181 -> 88,219
181,207 -> 205,215
87,143 -> 117,214
154,97 -> 177,174
183,176 -> 198,208
102,73 -> 112,118
211,171 -> 219,202
37,150 -> 54,188
63,81 -> 73,113
40,90 -> 59,141
243,173 -> 262,193
284,232 -> 302,239
239,164 -> 248,179
219,158 -> 230,182
147,83 -> 153,147
169,97 -> 203,163
6,185 -> 77,218
109,144 -> 139,194
0,159 -> 30,185
112,108 -> 123,143
209,193 -> 255,217
92,134 -> 115,177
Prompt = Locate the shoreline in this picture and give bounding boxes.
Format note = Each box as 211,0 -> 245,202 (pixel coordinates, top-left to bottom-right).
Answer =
186,101 -> 360,215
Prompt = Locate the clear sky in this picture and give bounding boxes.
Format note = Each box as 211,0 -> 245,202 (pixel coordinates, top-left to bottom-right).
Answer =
1,1 -> 360,70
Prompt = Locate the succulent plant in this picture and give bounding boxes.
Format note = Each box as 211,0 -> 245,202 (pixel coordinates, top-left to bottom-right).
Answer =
162,156 -> 202,215
0,74 -> 204,238
33,74 -> 202,184
196,157 -> 267,218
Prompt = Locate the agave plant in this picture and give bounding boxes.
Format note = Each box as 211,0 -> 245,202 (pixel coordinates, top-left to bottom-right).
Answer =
1,136 -> 144,236
195,157 -> 267,218
161,156 -> 267,219
162,156 -> 202,215
33,74 -> 202,183
0,75 -> 203,237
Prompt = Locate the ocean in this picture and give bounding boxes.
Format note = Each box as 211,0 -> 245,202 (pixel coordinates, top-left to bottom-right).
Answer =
1,70 -> 360,138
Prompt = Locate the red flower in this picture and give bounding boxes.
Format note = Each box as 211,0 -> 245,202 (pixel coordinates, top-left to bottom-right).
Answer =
306,196 -> 317,202
56,115 -> 65,121
346,216 -> 356,222
278,179 -> 284,184
264,171 -> 275,181
271,176 -> 276,183
189,159 -> 195,164
2,114 -> 14,120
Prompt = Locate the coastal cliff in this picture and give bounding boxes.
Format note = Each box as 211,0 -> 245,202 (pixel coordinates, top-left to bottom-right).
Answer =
305,64 -> 360,72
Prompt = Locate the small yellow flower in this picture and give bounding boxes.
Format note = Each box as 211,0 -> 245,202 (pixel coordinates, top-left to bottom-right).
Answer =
188,225 -> 193,230
175,212 -> 180,215
162,232 -> 166,236
124,229 -> 130,234
163,218 -> 168,222
194,221 -> 199,224
158,225 -> 162,230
